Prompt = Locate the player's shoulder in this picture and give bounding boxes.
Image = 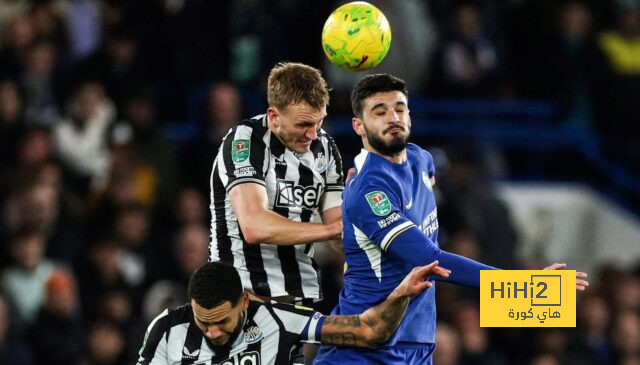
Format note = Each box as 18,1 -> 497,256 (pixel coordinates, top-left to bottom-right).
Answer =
316,127 -> 339,147
407,143 -> 435,174
345,153 -> 396,205
147,303 -> 193,331
407,143 -> 433,161
349,150 -> 392,187
227,114 -> 269,137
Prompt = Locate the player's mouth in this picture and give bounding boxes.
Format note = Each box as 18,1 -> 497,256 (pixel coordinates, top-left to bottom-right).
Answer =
384,126 -> 404,135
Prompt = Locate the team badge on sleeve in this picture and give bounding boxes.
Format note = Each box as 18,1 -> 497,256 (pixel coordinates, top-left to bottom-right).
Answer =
365,191 -> 391,216
232,139 -> 250,163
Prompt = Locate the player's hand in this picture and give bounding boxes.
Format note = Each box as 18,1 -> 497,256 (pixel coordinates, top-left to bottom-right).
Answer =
543,263 -> 589,291
327,220 -> 343,241
390,260 -> 451,299
345,167 -> 356,185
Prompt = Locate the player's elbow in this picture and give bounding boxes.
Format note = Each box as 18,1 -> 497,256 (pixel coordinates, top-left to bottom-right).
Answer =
240,225 -> 264,245
361,326 -> 390,347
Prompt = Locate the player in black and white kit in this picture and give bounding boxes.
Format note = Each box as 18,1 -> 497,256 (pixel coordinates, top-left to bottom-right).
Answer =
209,63 -> 343,302
137,261 -> 450,365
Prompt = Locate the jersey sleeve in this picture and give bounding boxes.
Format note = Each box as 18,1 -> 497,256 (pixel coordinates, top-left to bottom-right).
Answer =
219,124 -> 267,192
269,303 -> 326,344
320,134 -> 345,212
137,309 -> 169,365
346,181 -> 416,252
347,179 -> 497,287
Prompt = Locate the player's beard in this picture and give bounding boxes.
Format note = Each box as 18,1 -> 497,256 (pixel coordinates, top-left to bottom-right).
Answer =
364,123 -> 409,156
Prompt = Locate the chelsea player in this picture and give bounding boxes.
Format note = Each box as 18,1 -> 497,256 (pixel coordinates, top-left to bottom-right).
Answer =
314,74 -> 589,364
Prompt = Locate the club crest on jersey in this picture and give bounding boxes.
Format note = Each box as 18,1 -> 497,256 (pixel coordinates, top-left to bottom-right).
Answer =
231,139 -> 250,163
365,191 -> 391,216
422,171 -> 433,191
313,152 -> 327,173
244,326 -> 263,344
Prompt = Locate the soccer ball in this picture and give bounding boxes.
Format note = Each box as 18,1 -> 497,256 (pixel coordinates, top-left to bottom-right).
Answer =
321,1 -> 392,72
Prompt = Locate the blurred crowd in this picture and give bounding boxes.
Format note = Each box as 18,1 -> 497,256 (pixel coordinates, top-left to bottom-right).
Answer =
1,0 -> 640,364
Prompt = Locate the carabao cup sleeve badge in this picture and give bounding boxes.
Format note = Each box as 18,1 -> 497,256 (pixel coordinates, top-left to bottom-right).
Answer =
231,139 -> 250,163
365,191 -> 392,216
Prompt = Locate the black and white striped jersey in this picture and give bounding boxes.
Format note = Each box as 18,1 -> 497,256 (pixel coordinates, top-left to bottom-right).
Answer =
209,114 -> 344,299
137,301 -> 325,365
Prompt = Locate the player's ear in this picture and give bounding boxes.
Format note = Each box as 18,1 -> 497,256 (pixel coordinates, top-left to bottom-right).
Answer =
352,117 -> 365,137
241,292 -> 249,310
267,107 -> 279,128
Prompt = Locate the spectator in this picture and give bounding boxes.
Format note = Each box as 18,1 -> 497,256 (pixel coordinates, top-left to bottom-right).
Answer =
52,80 -> 115,194
182,81 -> 242,196
1,226 -> 56,326
27,269 -> 83,365
576,293 -> 614,364
78,320 -> 127,365
429,2 -> 500,97
0,293 -> 34,365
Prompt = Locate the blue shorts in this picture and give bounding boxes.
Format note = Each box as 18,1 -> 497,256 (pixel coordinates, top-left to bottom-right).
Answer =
313,342 -> 435,365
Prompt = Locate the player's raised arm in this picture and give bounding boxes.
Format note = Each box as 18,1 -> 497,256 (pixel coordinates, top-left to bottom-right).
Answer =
319,261 -> 450,347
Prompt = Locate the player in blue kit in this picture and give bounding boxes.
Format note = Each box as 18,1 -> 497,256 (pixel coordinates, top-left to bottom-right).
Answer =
314,74 -> 589,364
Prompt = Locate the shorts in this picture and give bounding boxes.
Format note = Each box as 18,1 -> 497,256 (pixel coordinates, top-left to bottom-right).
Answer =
313,342 -> 435,365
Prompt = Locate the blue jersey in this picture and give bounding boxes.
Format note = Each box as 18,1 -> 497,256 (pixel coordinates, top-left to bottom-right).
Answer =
316,145 -> 497,364
338,144 -> 439,344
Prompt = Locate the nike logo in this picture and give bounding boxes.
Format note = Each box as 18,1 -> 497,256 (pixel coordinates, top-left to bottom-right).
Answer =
405,197 -> 413,210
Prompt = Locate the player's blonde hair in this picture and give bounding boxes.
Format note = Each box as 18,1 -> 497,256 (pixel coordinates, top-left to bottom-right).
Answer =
267,62 -> 330,112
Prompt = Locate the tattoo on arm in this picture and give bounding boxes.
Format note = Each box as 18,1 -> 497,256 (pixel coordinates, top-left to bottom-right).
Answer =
320,315 -> 363,346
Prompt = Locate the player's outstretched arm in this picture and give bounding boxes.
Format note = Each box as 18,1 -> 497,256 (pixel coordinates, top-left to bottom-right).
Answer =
319,260 -> 450,348
229,183 -> 342,245
543,263 -> 589,291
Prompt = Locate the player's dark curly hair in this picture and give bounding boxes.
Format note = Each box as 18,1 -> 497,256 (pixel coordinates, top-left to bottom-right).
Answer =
351,74 -> 408,118
188,262 -> 243,309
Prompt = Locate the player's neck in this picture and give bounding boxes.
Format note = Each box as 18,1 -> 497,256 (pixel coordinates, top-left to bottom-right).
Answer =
366,146 -> 407,164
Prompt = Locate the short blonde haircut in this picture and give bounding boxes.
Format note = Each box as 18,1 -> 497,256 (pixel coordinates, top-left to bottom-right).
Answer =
267,62 -> 330,112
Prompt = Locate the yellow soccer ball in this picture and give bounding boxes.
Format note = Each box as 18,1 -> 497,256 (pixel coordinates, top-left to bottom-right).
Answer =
321,1 -> 392,72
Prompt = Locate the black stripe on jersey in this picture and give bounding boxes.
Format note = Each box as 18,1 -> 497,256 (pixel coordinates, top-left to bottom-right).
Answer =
265,305 -> 302,365
140,305 -> 192,364
304,140 -> 324,223
302,140 -> 326,255
271,136 -> 304,298
221,132 -> 238,184
139,314 -> 171,364
328,133 -> 344,187
181,321 -> 204,364
240,228 -> 271,297
211,162 -> 233,264
248,125 -> 266,178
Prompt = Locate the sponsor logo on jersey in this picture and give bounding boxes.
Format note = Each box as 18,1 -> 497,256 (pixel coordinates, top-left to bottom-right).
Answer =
232,139 -> 250,163
244,326 -> 263,344
216,351 -> 261,365
377,212 -> 401,228
182,346 -> 200,359
422,171 -> 433,191
275,180 -> 323,209
365,191 -> 391,216
234,166 -> 257,177
313,152 -> 327,173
